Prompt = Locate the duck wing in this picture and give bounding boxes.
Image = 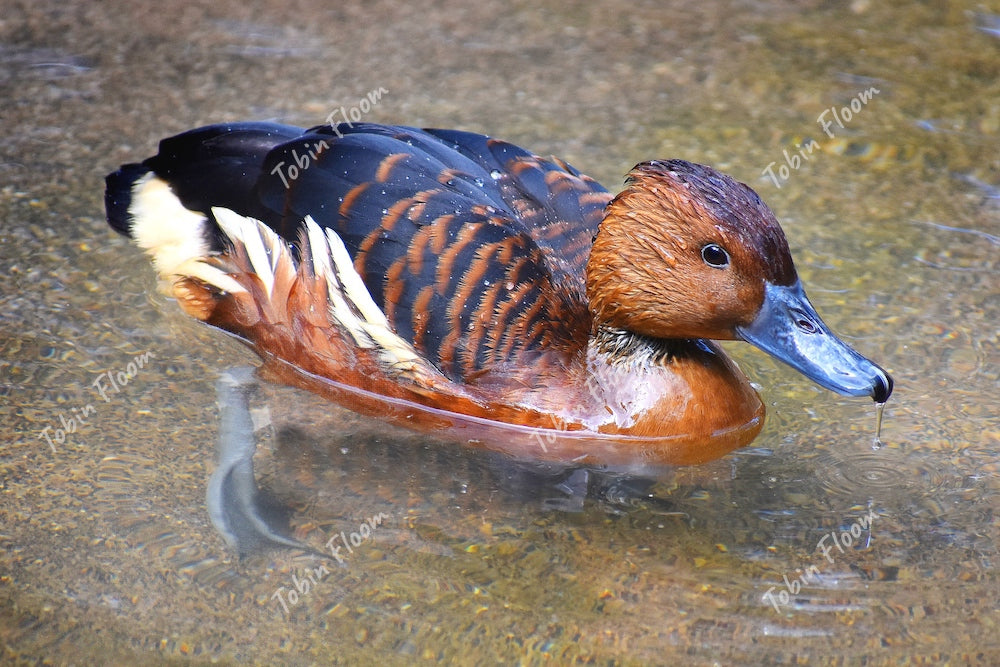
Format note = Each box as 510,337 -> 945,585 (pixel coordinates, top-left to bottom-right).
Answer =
111,122 -> 611,383
260,123 -> 613,381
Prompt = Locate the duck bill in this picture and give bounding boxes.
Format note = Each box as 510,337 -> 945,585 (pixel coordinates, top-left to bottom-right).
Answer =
735,281 -> 893,402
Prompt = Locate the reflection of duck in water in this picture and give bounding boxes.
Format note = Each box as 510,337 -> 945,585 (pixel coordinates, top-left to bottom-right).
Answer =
105,122 -> 891,466
205,366 -> 669,555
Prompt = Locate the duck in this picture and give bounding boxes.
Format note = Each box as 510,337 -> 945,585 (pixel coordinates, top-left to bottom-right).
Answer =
104,121 -> 892,466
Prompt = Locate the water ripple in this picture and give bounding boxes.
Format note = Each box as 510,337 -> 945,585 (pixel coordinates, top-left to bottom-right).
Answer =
811,452 -> 947,499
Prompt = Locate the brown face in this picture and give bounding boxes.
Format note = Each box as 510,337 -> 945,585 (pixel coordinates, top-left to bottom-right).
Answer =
586,160 -> 797,341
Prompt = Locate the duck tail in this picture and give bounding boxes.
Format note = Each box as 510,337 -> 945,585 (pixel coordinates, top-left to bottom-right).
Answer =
105,163 -> 151,236
104,122 -> 303,244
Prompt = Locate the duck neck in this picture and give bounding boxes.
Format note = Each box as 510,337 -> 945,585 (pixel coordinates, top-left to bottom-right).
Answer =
590,325 -> 691,368
584,187 -> 696,340
585,208 -> 644,336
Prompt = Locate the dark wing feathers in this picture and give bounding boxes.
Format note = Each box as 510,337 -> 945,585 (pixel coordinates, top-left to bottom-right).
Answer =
420,128 -> 612,291
130,122 -> 611,381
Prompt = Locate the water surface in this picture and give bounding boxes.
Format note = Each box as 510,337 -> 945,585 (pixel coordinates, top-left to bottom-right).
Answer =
1,1 -> 997,663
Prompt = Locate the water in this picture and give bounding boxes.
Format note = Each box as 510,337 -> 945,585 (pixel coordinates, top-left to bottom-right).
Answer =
1,0 -> 998,663
873,401 -> 886,449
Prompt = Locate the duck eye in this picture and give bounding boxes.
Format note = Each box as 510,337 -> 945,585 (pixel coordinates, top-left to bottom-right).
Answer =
701,243 -> 730,268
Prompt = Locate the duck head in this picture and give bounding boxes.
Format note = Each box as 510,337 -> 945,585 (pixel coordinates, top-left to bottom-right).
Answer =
586,159 -> 892,403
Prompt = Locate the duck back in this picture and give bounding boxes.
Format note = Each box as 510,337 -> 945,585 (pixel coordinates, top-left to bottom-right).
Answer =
107,122 -> 612,381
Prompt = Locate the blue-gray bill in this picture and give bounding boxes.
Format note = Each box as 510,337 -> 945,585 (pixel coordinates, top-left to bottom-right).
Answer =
736,282 -> 893,403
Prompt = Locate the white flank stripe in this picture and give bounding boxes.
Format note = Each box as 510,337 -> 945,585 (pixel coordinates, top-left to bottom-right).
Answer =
212,207 -> 276,296
134,193 -> 433,380
314,223 -> 425,371
323,227 -> 392,328
305,216 -> 334,283
301,217 -> 372,347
